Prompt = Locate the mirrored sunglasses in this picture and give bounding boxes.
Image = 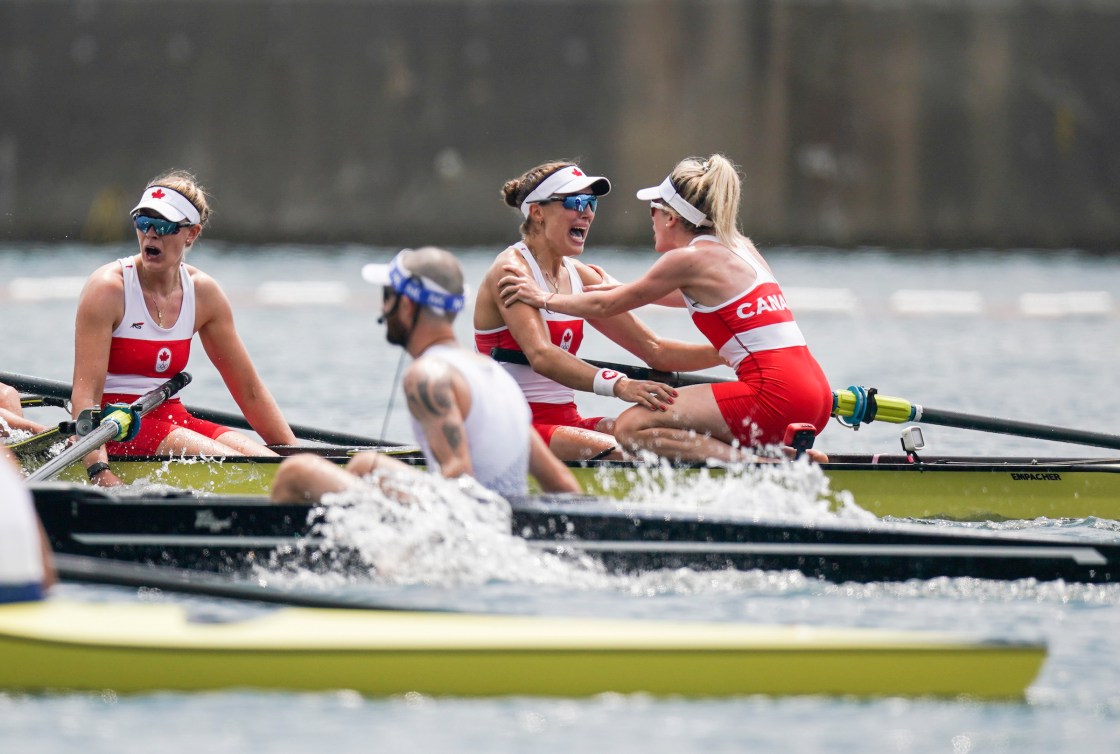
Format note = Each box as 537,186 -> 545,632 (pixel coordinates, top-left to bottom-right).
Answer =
548,193 -> 598,213
133,214 -> 192,236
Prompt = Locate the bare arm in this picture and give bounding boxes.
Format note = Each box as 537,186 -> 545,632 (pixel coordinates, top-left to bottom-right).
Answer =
583,264 -> 687,308
402,358 -> 473,481
0,408 -> 47,435
527,430 -> 581,493
500,249 -> 699,319
480,252 -> 674,410
195,273 -> 297,445
574,264 -> 723,372
589,314 -> 724,372
71,264 -> 126,480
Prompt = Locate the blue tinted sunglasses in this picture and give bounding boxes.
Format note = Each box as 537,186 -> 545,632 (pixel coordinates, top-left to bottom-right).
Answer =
547,193 -> 598,213
133,214 -> 192,236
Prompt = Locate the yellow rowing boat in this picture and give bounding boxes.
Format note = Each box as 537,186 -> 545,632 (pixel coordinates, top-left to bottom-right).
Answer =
0,599 -> 1045,698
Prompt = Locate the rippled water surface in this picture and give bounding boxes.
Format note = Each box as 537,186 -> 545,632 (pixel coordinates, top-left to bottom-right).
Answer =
2,243 -> 1119,752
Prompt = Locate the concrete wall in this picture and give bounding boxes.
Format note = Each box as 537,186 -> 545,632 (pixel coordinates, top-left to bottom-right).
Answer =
2,0 -> 1118,249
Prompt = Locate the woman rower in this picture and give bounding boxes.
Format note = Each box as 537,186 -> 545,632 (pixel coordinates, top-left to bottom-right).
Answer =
474,160 -> 723,461
71,170 -> 296,487
499,155 -> 832,463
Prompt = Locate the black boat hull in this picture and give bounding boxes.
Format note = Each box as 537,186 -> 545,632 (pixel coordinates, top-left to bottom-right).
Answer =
30,483 -> 1120,584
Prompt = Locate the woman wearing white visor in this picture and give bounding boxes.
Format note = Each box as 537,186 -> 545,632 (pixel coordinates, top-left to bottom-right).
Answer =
474,160 -> 722,462
71,170 -> 297,486
499,155 -> 832,463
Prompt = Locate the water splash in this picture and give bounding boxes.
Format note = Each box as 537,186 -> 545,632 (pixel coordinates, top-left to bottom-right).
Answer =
261,458 -> 872,591
591,452 -> 874,524
265,468 -> 611,589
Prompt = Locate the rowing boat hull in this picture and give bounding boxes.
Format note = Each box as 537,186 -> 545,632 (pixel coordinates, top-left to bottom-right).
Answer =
31,484 -> 1120,583
0,599 -> 1044,698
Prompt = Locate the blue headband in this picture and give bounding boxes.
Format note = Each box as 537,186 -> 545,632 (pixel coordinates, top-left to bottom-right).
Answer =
385,252 -> 465,314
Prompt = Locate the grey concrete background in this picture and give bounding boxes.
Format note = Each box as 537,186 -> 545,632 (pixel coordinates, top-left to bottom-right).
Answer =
2,0 -> 1118,249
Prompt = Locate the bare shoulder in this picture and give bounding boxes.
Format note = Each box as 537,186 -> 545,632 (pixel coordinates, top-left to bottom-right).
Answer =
485,245 -> 526,279
185,264 -> 221,295
187,265 -> 234,318
570,258 -> 607,285
79,260 -> 125,305
404,354 -> 456,387
402,357 -> 459,417
86,258 -> 126,288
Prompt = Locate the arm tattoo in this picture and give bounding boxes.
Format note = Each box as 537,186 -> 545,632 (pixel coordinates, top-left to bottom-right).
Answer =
406,375 -> 454,418
441,422 -> 462,451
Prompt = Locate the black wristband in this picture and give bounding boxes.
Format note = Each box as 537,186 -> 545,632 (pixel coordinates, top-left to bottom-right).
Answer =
86,461 -> 111,480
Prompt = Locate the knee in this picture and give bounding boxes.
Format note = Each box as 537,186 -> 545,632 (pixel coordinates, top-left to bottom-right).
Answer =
0,384 -> 18,411
345,451 -> 383,477
271,454 -> 329,503
612,409 -> 647,451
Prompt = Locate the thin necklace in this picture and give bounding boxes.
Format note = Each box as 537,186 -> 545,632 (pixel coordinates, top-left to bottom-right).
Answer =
531,252 -> 561,293
142,265 -> 180,327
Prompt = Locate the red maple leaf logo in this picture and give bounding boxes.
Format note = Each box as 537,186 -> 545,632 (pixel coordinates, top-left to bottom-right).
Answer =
151,189 -> 165,199
571,168 -> 583,176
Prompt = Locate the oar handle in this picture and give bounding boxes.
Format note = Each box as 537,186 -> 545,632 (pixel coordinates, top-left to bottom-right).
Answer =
489,348 -> 731,388
26,372 -> 192,482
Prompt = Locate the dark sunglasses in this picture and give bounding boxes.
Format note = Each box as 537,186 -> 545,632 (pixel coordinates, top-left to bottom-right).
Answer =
546,193 -> 598,213
133,214 -> 193,236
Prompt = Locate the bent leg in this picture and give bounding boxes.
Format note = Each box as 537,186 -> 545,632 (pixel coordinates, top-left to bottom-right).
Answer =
210,430 -> 279,456
270,453 -> 363,503
547,425 -> 624,462
158,427 -> 276,457
613,385 -> 746,463
345,450 -> 415,477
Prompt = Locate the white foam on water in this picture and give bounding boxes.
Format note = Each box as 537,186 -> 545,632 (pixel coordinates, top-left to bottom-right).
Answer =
260,457 -> 876,593
267,468 -> 611,589
591,452 -> 875,525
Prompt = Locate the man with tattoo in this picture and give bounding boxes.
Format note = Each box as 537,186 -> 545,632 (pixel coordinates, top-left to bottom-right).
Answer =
270,247 -> 580,503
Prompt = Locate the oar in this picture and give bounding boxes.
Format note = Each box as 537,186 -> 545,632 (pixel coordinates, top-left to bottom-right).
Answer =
834,385 -> 1120,451
54,554 -> 451,612
489,348 -> 733,388
4,426 -> 63,465
0,370 -> 398,448
26,372 -> 192,482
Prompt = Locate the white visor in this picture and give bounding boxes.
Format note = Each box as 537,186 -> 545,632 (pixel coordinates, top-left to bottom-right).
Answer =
361,249 -> 467,315
130,186 -> 202,225
636,177 -> 712,227
520,165 -> 611,217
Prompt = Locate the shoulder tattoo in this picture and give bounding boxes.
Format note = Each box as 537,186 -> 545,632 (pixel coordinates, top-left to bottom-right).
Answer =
406,374 -> 455,418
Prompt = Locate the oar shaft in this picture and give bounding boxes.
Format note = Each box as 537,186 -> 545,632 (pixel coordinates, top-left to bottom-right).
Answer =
27,423 -> 119,481
26,372 -> 192,482
183,405 -> 391,448
916,406 -> 1120,451
0,371 -> 393,448
489,348 -> 731,388
833,387 -> 1120,451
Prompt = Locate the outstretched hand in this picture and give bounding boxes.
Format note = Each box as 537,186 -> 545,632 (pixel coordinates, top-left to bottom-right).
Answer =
499,264 -> 549,309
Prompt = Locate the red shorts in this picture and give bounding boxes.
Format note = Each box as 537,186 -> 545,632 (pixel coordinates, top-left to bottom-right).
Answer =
712,349 -> 833,447
102,395 -> 230,456
528,401 -> 606,445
